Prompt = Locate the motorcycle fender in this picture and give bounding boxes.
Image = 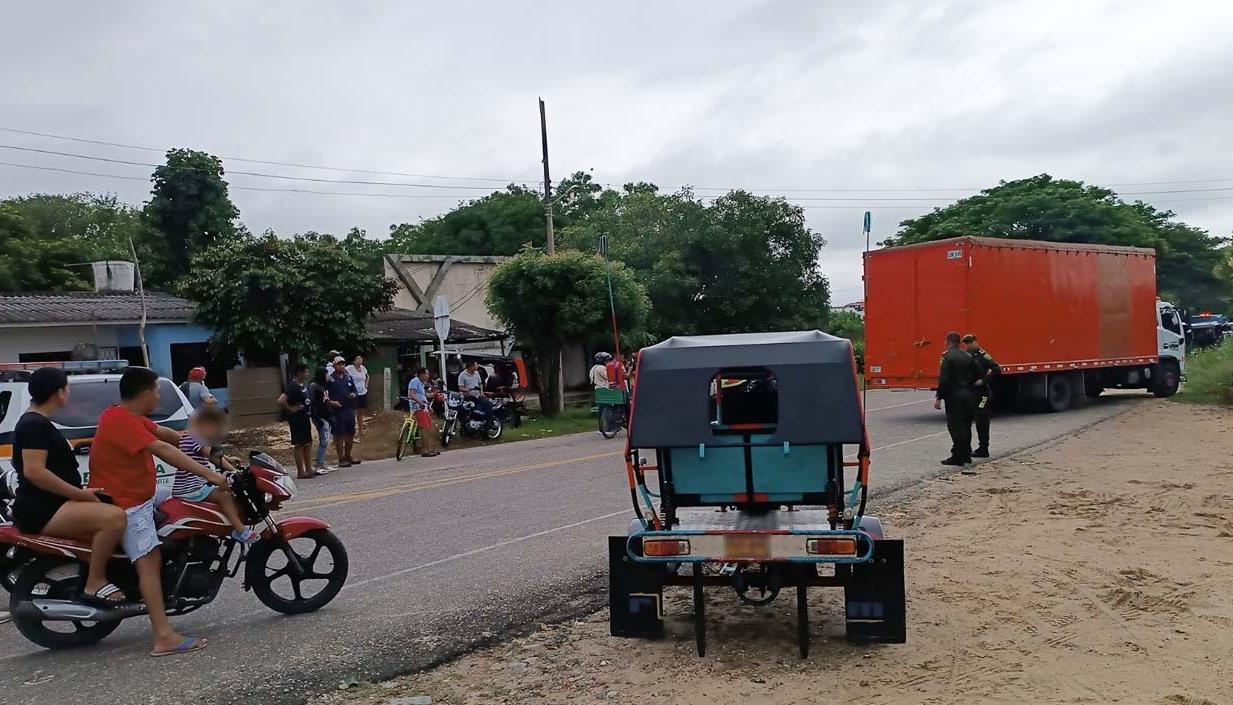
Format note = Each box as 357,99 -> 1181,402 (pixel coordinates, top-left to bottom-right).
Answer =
263,516 -> 331,541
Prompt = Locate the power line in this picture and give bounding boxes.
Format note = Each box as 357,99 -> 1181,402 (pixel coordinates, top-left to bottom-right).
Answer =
0,161 -> 483,199
0,125 -> 533,184
0,144 -> 536,191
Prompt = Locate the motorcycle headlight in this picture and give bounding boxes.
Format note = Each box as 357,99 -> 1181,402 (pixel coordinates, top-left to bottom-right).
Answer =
275,474 -> 297,496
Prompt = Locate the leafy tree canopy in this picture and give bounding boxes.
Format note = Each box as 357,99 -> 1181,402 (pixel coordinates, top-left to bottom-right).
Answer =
560,188 -> 831,338
0,193 -> 157,291
182,230 -> 396,363
886,174 -> 1229,310
387,185 -> 545,256
144,148 -> 240,283
486,249 -> 649,414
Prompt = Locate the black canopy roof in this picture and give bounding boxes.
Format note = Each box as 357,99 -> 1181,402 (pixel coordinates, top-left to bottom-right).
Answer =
628,331 -> 864,448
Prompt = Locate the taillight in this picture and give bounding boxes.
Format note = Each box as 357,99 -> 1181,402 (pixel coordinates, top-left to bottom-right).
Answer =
806,537 -> 857,556
643,539 -> 690,557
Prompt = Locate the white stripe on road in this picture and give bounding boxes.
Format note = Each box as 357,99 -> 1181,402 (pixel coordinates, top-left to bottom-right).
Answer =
343,509 -> 631,591
866,398 -> 932,412
846,430 -> 949,459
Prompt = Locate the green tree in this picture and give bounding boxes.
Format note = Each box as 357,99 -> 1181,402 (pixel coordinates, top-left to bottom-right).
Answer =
182,230 -> 397,363
486,249 -> 649,414
0,193 -> 158,291
886,174 -> 1228,310
387,186 -> 545,256
144,148 -> 240,283
560,187 -> 831,337
826,309 -> 865,371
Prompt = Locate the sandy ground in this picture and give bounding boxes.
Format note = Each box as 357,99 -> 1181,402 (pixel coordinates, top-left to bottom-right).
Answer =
316,402 -> 1233,705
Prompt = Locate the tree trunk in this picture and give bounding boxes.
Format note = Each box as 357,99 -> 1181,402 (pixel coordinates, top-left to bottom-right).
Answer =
534,343 -> 565,416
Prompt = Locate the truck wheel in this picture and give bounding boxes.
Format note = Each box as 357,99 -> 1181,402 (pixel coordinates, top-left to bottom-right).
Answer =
1153,361 -> 1180,398
1045,374 -> 1073,412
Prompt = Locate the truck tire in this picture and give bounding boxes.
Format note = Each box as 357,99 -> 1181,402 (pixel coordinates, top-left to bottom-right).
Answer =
1045,374 -> 1073,413
1153,361 -> 1180,398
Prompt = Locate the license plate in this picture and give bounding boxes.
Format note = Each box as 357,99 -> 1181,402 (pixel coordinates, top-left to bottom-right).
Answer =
723,534 -> 770,560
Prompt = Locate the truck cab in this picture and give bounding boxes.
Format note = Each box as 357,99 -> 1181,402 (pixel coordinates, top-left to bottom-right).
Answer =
1157,300 -> 1186,370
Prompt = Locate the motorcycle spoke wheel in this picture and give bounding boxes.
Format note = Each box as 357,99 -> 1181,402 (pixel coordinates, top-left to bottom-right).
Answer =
249,529 -> 348,615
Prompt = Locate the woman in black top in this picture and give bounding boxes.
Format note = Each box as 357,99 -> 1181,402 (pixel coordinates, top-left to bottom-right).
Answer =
12,368 -> 128,604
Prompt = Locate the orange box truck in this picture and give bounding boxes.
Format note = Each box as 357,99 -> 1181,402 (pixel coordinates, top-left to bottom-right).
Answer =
863,237 -> 1186,411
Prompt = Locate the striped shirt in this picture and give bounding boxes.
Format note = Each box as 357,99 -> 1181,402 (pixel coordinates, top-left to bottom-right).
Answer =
173,432 -> 212,498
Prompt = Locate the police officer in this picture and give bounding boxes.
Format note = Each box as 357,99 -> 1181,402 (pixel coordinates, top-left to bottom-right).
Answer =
933,331 -> 982,467
963,333 -> 1001,458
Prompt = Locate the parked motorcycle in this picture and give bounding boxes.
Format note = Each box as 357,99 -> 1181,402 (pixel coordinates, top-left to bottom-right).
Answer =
440,392 -> 503,447
0,451 -> 348,649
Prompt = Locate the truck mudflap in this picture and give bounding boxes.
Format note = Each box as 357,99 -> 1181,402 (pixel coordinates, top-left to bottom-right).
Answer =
841,539 -> 907,643
609,536 -> 665,639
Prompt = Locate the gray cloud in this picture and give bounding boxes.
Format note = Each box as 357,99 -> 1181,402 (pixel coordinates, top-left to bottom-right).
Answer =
1,0 -> 1229,300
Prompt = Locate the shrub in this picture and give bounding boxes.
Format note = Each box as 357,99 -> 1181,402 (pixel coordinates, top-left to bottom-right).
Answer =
1178,340 -> 1233,404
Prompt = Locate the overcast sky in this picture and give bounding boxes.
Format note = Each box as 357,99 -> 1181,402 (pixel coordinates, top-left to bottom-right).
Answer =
3,0 -> 1231,304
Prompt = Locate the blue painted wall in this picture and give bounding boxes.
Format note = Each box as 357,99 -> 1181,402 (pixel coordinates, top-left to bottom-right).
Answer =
117,323 -> 229,407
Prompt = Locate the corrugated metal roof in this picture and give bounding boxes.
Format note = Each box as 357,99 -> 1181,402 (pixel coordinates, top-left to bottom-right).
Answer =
0,292 -> 196,325
366,308 -> 506,343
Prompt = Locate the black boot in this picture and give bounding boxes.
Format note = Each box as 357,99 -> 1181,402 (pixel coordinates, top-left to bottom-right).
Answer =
940,457 -> 965,466
972,447 -> 990,458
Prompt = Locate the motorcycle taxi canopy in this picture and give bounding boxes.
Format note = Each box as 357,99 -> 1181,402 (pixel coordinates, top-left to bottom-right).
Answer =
628,330 -> 864,449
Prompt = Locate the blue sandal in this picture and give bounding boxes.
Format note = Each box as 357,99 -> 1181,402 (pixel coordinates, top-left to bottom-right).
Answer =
150,636 -> 207,658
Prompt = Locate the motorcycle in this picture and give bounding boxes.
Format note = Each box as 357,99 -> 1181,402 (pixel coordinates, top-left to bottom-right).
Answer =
440,392 -> 503,447
0,451 -> 348,649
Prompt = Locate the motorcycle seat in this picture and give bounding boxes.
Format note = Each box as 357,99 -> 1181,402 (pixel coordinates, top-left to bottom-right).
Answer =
0,523 -> 91,550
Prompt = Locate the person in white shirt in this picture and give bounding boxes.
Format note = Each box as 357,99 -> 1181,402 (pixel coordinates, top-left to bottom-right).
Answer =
345,355 -> 370,438
590,352 -> 612,389
457,360 -> 493,417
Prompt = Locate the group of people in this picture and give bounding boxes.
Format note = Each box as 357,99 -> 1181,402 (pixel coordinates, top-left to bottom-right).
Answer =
934,332 -> 1001,468
279,352 -> 371,479
6,366 -> 267,655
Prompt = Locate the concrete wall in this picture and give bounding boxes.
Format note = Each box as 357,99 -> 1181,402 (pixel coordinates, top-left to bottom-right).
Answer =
384,255 -> 507,332
0,325 -> 122,361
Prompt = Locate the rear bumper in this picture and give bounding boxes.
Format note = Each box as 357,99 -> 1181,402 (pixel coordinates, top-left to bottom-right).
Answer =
627,528 -> 875,565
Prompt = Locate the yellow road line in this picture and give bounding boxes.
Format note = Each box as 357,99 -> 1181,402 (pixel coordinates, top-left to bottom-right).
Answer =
293,450 -> 622,512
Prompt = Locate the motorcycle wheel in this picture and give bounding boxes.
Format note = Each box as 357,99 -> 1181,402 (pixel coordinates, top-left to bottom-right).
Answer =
9,557 -> 121,649
441,419 -> 456,448
247,529 -> 349,615
485,418 -> 503,441
598,406 -> 621,439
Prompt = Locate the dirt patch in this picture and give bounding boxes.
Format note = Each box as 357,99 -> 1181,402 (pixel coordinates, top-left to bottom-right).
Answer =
314,402 -> 1233,705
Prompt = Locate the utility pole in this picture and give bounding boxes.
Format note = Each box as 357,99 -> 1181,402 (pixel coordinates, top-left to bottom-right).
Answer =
539,97 -> 555,254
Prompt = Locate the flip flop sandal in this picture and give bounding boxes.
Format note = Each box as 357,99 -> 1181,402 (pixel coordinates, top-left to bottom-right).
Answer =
79,583 -> 127,608
150,636 -> 207,658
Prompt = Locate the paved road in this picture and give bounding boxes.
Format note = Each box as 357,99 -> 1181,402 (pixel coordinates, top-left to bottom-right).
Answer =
0,389 -> 1146,705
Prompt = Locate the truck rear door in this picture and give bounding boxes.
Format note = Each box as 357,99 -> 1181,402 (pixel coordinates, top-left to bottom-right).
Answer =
911,241 -> 970,381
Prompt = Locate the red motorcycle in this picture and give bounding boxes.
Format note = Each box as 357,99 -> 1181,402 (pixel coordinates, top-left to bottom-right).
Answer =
0,452 -> 347,649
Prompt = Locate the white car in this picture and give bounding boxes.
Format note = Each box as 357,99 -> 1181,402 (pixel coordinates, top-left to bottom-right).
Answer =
0,369 -> 194,491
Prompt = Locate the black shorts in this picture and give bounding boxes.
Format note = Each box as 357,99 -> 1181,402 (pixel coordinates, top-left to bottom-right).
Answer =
288,416 -> 313,446
355,393 -> 369,409
12,497 -> 66,535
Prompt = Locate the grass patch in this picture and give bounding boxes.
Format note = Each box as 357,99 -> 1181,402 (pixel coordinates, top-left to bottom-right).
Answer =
1177,341 -> 1233,404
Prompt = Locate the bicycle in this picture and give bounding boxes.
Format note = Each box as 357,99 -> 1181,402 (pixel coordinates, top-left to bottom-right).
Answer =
394,397 -> 424,461
595,387 -> 629,439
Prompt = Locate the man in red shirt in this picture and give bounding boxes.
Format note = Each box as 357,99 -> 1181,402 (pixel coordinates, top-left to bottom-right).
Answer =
89,367 -> 217,657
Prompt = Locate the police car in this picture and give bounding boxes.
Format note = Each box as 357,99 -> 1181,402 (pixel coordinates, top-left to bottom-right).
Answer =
0,360 -> 194,494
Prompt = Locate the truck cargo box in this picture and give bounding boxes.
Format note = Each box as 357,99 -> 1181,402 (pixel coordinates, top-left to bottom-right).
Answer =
864,237 -> 1158,389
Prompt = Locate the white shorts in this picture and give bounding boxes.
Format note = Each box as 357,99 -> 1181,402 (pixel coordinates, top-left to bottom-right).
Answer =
122,486 -> 172,562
